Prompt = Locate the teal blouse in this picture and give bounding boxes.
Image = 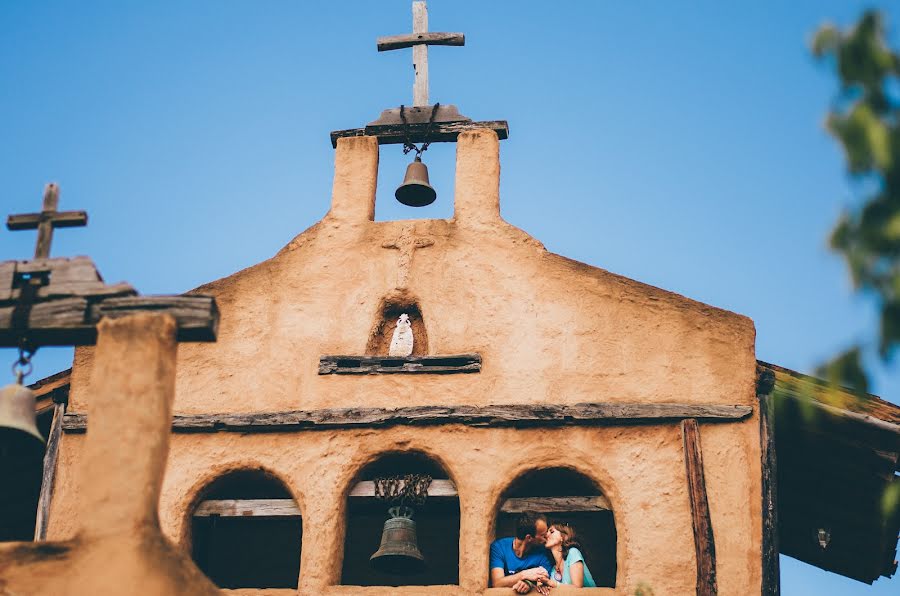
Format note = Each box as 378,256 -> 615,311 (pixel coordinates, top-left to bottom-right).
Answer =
560,547 -> 597,587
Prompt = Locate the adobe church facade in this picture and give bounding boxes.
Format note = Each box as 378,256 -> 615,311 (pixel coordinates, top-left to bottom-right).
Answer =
41,129 -> 765,594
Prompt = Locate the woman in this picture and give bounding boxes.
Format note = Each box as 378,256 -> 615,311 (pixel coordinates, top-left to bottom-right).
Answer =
543,522 -> 597,588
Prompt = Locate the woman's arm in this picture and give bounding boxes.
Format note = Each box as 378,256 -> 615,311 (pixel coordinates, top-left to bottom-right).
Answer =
568,561 -> 585,587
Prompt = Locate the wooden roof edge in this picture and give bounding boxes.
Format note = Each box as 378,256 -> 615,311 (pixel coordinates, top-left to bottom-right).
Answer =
758,360 -> 900,429
28,368 -> 71,414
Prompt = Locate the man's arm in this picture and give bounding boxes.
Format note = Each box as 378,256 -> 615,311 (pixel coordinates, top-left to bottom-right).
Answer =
490,567 -> 548,588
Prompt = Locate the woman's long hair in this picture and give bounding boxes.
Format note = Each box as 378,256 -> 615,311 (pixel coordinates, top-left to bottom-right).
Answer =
551,521 -> 586,560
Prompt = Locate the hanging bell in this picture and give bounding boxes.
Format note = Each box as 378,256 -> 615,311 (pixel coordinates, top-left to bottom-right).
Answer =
370,506 -> 426,574
0,383 -> 44,458
395,156 -> 437,207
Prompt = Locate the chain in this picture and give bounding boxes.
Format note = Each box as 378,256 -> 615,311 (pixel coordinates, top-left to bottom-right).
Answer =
373,474 -> 433,506
400,103 -> 441,158
12,340 -> 36,384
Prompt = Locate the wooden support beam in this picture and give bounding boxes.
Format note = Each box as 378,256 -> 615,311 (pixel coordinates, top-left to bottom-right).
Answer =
377,32 -> 465,52
759,393 -> 780,596
193,492 -> 610,518
330,120 -> 509,148
62,402 -> 753,433
682,418 -> 718,596
0,294 -> 219,346
33,402 -> 64,540
319,354 -> 481,375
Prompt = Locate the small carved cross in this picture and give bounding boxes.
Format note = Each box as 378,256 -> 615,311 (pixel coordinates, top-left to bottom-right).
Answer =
7,183 -> 87,259
377,0 -> 465,107
382,226 -> 434,290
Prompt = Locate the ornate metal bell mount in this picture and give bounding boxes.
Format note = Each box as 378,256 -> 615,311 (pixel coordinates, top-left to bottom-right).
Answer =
395,156 -> 437,207
0,383 -> 44,458
370,506 -> 426,574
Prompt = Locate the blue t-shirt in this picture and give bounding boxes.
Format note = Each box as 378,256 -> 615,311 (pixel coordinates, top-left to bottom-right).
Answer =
489,537 -> 554,578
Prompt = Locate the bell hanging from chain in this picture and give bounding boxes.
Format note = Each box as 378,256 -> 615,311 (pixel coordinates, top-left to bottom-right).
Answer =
0,379 -> 44,459
395,156 -> 437,207
370,505 -> 426,574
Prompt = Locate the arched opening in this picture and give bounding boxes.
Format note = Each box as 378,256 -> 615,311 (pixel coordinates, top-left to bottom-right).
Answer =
190,469 -> 302,589
494,467 -> 616,588
341,451 -> 459,586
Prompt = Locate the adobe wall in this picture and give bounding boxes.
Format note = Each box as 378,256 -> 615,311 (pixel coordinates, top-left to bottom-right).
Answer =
50,130 -> 762,595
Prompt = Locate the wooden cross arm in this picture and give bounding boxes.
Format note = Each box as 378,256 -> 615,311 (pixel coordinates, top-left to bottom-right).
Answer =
377,32 -> 465,51
0,294 -> 219,346
7,210 -> 88,230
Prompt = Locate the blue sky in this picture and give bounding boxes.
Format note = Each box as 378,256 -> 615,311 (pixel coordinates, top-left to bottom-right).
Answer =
1,1 -> 898,593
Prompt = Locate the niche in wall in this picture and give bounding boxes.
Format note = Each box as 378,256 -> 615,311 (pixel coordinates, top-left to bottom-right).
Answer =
190,469 -> 302,589
342,451 -> 459,586
495,467 -> 616,588
366,292 -> 429,356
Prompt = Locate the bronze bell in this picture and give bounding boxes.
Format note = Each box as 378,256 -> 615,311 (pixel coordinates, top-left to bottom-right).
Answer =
395,156 -> 437,207
0,383 -> 44,458
370,506 -> 425,574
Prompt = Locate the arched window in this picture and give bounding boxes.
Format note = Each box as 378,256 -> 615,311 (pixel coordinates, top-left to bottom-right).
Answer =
342,452 -> 459,586
495,467 -> 616,587
190,469 -> 302,589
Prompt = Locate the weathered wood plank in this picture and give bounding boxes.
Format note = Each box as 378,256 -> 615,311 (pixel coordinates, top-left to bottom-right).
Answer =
349,479 -> 457,498
63,402 -> 753,433
682,418 -> 718,596
759,393 -> 780,595
319,354 -> 481,375
0,294 -> 218,346
412,0 -> 429,106
192,493 -> 611,518
34,402 -> 64,540
6,211 -> 87,230
377,32 -> 465,52
500,496 -> 611,513
330,120 -> 509,148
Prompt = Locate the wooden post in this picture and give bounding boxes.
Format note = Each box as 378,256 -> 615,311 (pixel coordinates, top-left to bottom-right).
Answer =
759,393 -> 780,595
682,418 -> 718,596
33,401 -> 64,540
412,1 -> 429,106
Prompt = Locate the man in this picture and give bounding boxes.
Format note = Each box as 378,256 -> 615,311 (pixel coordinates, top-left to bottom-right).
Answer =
489,511 -> 553,593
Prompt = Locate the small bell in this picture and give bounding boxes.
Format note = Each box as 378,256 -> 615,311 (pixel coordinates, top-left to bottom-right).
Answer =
0,382 -> 44,458
370,506 -> 426,574
395,156 -> 437,207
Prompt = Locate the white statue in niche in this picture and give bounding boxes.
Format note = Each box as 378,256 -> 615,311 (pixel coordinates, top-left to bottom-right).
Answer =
389,313 -> 414,357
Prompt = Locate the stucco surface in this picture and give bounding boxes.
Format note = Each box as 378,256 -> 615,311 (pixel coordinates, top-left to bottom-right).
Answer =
49,130 -> 762,594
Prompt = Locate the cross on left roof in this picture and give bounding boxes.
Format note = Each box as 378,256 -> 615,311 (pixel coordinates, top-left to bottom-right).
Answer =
6,183 -> 88,260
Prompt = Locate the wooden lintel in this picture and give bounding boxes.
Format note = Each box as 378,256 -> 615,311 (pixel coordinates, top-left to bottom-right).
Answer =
34,402 -> 64,540
330,120 -> 509,148
0,294 -> 219,346
377,32 -> 465,51
62,402 -> 753,434
681,418 -> 718,596
319,354 -> 481,375
193,493 -> 610,518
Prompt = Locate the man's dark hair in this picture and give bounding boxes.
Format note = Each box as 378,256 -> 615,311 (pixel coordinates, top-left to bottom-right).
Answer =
514,511 -> 547,540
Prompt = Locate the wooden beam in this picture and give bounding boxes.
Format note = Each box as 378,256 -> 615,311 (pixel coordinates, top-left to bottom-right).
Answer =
33,402 -> 64,540
192,493 -> 610,518
330,120 -> 509,148
682,418 -> 718,596
377,32 -> 465,52
319,354 -> 481,375
759,393 -> 780,596
0,294 -> 219,346
62,402 -> 753,434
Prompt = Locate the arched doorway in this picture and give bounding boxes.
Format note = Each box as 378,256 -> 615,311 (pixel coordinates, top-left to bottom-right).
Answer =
190,469 -> 302,589
341,451 -> 460,586
495,467 -> 616,587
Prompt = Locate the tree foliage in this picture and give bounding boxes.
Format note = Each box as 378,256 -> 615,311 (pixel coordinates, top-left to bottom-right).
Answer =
812,11 -> 900,392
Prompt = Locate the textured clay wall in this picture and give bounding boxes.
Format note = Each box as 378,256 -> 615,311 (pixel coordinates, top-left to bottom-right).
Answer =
51,130 -> 762,595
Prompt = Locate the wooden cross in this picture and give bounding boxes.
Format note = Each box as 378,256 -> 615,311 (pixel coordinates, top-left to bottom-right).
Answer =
377,0 -> 465,107
382,226 -> 434,290
7,183 -> 87,260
